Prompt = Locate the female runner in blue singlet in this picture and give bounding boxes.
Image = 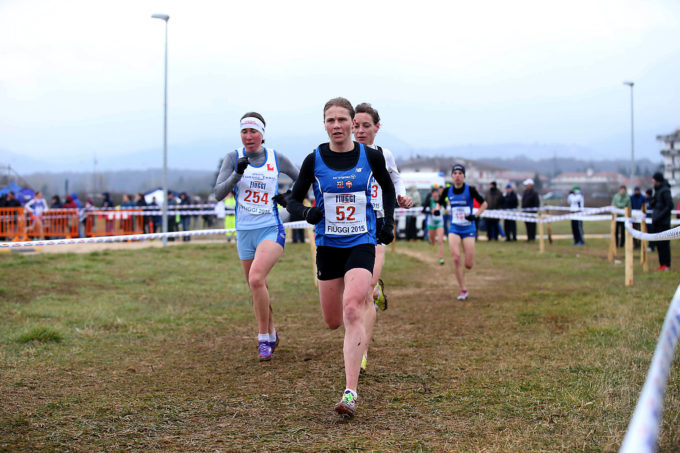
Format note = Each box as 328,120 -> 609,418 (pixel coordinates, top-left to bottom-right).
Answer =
286,98 -> 396,418
437,164 -> 487,301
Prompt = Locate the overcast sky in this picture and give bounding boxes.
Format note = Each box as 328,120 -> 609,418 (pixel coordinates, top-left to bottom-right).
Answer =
1,0 -> 679,171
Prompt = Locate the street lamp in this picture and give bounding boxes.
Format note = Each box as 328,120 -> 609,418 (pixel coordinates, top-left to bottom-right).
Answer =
152,13 -> 169,246
623,81 -> 635,190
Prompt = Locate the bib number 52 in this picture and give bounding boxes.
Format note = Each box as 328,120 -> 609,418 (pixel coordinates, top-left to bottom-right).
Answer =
336,205 -> 356,221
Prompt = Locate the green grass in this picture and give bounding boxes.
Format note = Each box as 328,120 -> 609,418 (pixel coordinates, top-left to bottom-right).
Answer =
1,238 -> 680,451
13,325 -> 63,344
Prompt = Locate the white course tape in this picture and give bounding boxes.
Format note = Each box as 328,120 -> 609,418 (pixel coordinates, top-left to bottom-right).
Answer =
624,220 -> 680,242
0,221 -> 313,249
619,283 -> 680,453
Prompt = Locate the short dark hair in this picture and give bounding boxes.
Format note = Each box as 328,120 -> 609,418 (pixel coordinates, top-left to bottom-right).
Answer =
355,103 -> 380,124
323,97 -> 354,119
240,112 -> 266,127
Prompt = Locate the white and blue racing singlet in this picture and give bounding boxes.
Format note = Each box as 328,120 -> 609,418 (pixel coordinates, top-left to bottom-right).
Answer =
448,184 -> 475,229
312,144 -> 376,247
233,147 -> 281,230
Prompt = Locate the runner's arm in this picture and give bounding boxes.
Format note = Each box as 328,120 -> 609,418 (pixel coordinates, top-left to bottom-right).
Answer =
470,186 -> 488,216
286,153 -> 315,220
213,151 -> 242,202
276,152 -> 300,185
367,148 -> 396,227
438,187 -> 450,207
382,148 -> 406,197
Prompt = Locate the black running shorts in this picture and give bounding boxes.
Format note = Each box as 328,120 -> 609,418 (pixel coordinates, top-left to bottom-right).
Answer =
316,244 -> 376,281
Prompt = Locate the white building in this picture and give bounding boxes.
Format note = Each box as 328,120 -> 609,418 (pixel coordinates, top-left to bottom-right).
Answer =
659,127 -> 680,194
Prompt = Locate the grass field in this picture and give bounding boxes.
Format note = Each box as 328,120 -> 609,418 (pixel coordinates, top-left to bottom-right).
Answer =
2,233 -> 680,452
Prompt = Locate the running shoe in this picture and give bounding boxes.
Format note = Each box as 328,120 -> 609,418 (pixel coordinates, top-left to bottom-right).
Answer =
258,341 -> 272,361
360,353 -> 367,375
439,258 -> 445,265
334,390 -> 358,418
374,279 -> 388,311
657,265 -> 670,271
457,290 -> 469,301
269,332 -> 279,352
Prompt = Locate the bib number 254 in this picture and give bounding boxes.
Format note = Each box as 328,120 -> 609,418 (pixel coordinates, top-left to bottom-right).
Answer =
243,190 -> 269,204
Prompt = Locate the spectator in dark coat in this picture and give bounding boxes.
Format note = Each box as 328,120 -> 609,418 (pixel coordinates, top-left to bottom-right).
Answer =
135,193 -> 149,234
646,189 -> 656,252
149,196 -> 160,233
521,178 -> 540,241
630,187 -> 646,249
4,191 -> 21,208
651,172 -> 673,270
166,192 -> 177,241
101,192 -> 115,234
485,181 -> 503,241
50,195 -> 62,209
2,192 -> 21,239
503,184 -> 518,241
179,192 -> 191,242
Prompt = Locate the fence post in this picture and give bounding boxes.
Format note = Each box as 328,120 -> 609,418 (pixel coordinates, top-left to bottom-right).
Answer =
608,212 -> 617,262
538,213 -> 544,254
625,207 -> 634,287
641,204 -> 649,272
547,220 -> 553,245
306,227 -> 318,288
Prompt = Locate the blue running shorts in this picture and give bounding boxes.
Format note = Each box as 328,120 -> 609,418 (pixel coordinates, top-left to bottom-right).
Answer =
237,223 -> 286,260
449,225 -> 476,239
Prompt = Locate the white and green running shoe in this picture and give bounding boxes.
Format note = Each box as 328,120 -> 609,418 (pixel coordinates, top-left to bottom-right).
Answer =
374,279 -> 388,311
334,390 -> 358,418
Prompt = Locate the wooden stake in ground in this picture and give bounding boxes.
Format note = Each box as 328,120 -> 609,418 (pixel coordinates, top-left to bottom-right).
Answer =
547,220 -> 553,245
641,204 -> 649,273
305,227 -> 318,288
608,212 -> 617,263
538,213 -> 544,254
625,207 -> 633,287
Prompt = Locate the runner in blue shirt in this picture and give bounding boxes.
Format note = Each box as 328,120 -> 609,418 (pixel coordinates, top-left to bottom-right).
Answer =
437,164 -> 487,301
287,98 -> 396,418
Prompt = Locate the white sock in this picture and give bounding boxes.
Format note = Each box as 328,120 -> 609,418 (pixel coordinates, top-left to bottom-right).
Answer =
258,334 -> 269,343
269,330 -> 277,343
344,388 -> 358,399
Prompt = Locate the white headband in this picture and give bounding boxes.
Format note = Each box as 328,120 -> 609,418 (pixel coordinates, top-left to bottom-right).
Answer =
240,117 -> 265,136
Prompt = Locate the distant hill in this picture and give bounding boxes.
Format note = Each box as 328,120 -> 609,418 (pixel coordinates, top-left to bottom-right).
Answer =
397,143 -> 663,176
475,155 -> 661,177
21,169 -> 216,201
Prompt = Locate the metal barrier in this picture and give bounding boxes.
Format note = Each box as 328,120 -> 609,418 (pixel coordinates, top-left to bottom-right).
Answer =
0,207 -> 26,241
39,209 -> 79,239
85,209 -> 145,237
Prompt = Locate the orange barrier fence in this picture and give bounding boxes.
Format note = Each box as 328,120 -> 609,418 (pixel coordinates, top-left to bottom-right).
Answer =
85,209 -> 146,237
0,207 -> 26,241
0,208 -> 80,241
26,209 -> 79,240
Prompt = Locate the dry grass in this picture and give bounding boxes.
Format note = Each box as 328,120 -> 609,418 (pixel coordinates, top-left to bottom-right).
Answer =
1,238 -> 680,452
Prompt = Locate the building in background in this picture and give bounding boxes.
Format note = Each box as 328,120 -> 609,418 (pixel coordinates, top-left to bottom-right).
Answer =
659,127 -> 680,195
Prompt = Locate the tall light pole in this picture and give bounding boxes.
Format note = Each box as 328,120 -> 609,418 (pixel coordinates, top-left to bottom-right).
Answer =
623,81 -> 635,190
152,13 -> 169,246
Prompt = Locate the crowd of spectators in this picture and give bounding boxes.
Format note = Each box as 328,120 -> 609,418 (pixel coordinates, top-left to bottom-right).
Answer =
0,181 -> 676,263
0,190 -> 211,240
